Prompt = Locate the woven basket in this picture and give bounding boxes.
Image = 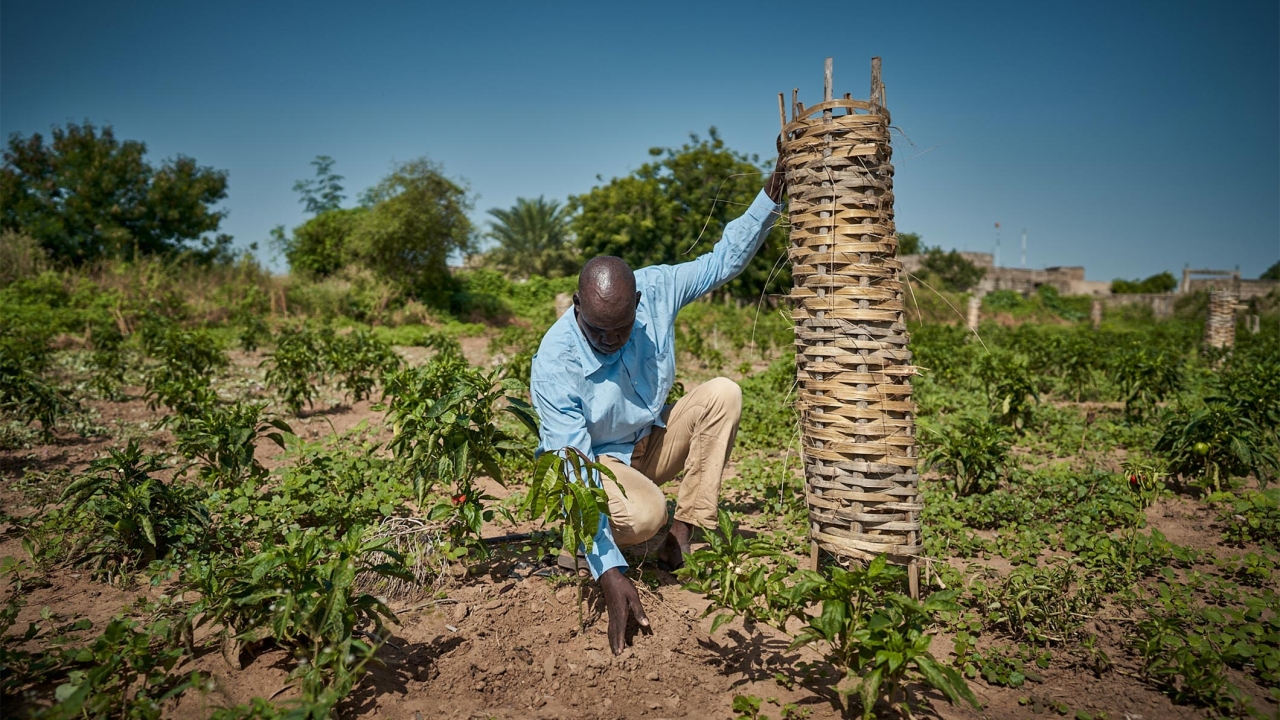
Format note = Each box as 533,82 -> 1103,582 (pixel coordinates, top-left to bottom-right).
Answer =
1205,289 -> 1237,349
780,59 -> 921,593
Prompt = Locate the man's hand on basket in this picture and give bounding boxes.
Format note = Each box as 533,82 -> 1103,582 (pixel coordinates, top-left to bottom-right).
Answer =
766,134 -> 787,203
599,567 -> 650,654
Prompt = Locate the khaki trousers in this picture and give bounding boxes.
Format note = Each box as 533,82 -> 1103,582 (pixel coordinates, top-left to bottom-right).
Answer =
598,377 -> 742,546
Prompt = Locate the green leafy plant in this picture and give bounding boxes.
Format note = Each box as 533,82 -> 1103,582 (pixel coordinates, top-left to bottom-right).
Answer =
264,323 -> 333,415
32,618 -> 204,720
1155,400 -> 1279,493
966,560 -> 1102,644
977,351 -> 1038,430
677,510 -> 798,632
952,640 -> 1050,688
140,321 -> 227,414
0,329 -> 71,440
524,447 -> 618,559
185,527 -> 409,706
44,441 -> 208,581
1212,488 -> 1280,548
1112,346 -> 1181,422
1121,455 -> 1168,510
788,556 -> 979,718
173,400 -> 292,487
921,415 -> 1011,496
384,360 -> 537,556
326,328 -> 399,403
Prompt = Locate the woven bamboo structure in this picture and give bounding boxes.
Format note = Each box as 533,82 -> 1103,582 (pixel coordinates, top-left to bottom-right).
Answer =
780,58 -> 921,596
966,295 -> 982,331
1205,289 -> 1237,349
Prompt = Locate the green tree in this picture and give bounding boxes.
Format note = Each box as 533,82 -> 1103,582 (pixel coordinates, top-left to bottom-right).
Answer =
897,232 -> 922,256
0,121 -> 228,264
271,207 -> 368,278
484,196 -> 578,279
921,248 -> 985,292
570,128 -> 788,301
348,158 -> 474,308
293,155 -> 346,215
1260,261 -> 1279,281
1111,271 -> 1178,294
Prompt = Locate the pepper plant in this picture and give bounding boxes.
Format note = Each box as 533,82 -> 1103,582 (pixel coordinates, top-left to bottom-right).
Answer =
172,400 -> 292,487
184,527 -> 409,706
49,441 -> 209,581
788,556 -> 979,719
383,359 -> 537,557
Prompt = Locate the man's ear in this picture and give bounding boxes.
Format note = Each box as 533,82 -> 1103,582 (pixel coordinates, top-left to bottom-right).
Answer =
635,291 -> 642,308
572,292 -> 581,308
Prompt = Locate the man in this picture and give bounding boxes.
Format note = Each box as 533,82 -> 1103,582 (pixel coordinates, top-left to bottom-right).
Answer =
530,147 -> 785,655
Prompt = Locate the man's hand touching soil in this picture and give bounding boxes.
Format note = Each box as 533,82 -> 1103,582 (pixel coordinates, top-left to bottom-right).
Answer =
599,567 -> 650,654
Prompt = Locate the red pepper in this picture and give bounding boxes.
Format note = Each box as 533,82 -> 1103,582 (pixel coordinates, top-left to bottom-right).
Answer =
452,493 -> 467,505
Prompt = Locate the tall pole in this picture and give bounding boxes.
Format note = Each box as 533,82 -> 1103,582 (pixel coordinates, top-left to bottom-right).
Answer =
1021,229 -> 1027,269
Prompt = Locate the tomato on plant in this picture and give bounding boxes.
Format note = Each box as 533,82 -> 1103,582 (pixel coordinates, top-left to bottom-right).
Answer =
1193,442 -> 1210,456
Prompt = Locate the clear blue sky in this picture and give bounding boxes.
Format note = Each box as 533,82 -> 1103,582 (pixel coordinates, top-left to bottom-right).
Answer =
3,1 -> 1277,280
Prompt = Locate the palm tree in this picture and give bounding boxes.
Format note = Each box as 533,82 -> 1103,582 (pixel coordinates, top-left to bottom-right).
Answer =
485,197 -> 578,279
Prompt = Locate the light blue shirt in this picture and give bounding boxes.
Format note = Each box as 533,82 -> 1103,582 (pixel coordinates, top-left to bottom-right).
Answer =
530,190 -> 781,578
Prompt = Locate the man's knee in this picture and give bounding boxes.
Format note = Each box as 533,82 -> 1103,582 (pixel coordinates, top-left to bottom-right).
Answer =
706,376 -> 742,417
618,493 -> 668,545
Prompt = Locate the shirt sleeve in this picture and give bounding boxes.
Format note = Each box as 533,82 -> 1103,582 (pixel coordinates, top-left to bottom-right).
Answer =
670,189 -> 781,309
530,379 -> 627,579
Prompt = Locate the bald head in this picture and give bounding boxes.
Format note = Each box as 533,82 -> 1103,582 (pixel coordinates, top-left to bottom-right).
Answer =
574,256 -> 641,355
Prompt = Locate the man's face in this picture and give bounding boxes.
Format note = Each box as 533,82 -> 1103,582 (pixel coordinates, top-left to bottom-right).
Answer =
574,291 -> 641,355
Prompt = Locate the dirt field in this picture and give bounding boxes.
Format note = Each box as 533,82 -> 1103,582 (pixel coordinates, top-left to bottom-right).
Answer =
2,343 -> 1274,720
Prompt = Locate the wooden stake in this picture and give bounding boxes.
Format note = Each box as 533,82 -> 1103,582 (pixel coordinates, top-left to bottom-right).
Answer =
823,57 -> 833,103
908,560 -> 919,599
777,92 -> 787,134
870,56 -> 882,107
792,88 -> 799,121
810,541 -> 820,571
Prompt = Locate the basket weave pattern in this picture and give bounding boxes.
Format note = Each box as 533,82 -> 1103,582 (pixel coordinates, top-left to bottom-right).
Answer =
1205,289 -> 1236,349
782,96 -> 921,564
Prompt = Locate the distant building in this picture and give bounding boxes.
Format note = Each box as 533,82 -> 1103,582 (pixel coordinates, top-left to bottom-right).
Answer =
899,252 -> 1111,297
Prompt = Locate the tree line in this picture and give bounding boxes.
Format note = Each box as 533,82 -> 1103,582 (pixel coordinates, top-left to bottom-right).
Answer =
2,123 -> 792,306
8,121 -> 1259,305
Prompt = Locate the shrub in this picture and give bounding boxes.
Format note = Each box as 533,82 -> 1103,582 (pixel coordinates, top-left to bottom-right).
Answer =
184,528 -> 408,706
44,441 -> 208,580
173,400 -> 291,488
0,229 -> 49,286
920,248 -> 984,292
1155,401 -> 1278,492
921,415 -> 1011,496
264,324 -> 332,415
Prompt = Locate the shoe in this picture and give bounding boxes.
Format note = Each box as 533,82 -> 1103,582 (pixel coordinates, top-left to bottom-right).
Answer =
554,551 -> 590,578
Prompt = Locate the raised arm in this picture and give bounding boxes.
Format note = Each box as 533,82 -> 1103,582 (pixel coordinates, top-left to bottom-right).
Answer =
670,150 -> 785,308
